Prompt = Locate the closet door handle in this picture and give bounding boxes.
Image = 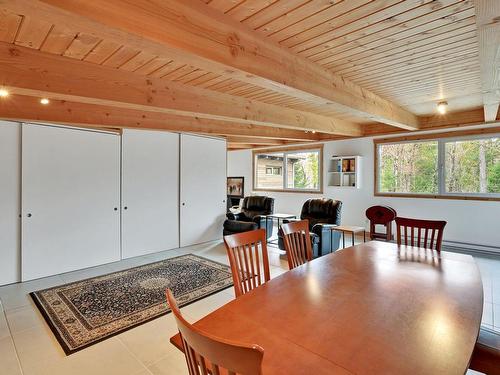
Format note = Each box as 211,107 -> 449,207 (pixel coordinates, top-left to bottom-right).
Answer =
27,213 -> 32,218
124,206 -> 128,210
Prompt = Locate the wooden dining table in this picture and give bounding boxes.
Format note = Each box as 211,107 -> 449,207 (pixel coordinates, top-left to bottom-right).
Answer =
170,241 -> 483,374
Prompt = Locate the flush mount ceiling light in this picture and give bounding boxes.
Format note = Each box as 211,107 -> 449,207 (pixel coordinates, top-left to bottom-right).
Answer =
437,101 -> 448,115
40,98 -> 50,105
0,88 -> 9,98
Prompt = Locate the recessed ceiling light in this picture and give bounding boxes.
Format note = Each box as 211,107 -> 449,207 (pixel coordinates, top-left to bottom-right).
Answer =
437,101 -> 448,115
40,98 -> 50,105
0,88 -> 9,98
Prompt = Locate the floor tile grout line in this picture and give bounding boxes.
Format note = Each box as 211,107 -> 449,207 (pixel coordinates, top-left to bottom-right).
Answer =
147,350 -> 181,373
1,304 -> 26,375
116,336 -> 155,375
492,279 -> 495,327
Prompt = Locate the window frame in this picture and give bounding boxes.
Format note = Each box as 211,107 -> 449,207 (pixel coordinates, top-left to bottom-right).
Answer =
374,128 -> 500,201
253,144 -> 323,193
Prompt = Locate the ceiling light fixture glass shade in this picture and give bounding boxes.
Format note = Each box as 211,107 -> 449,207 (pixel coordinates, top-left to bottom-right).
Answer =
0,88 -> 9,97
437,101 -> 448,115
40,98 -> 50,105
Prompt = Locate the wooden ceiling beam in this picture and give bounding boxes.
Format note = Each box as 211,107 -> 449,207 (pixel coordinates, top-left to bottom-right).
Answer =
225,137 -> 287,145
227,144 -> 257,150
474,0 -> 500,122
0,43 -> 363,136
484,103 -> 500,122
363,108 -> 498,136
0,0 -> 419,130
0,94 -> 326,141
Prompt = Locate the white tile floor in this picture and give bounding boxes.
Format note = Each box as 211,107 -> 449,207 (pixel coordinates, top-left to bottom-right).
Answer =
0,238 -> 497,375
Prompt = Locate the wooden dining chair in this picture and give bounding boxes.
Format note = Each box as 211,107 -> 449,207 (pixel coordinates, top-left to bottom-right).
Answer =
395,217 -> 447,251
281,220 -> 313,270
166,289 -> 264,375
223,229 -> 270,297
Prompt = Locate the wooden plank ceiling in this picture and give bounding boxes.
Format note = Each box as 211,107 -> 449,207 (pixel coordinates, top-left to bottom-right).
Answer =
0,0 -> 498,150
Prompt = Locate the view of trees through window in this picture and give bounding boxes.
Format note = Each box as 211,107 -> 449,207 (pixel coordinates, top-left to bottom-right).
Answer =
378,135 -> 500,196
254,149 -> 321,191
287,151 -> 319,190
379,141 -> 438,194
445,138 -> 500,194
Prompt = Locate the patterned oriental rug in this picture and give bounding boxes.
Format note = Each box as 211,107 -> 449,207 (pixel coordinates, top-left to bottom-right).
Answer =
31,254 -> 233,355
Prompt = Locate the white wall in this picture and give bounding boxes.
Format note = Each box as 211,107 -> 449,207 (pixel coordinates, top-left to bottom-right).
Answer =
227,136 -> 500,249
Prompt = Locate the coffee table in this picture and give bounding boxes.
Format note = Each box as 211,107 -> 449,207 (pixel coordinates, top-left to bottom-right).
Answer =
264,213 -> 296,244
331,225 -> 366,248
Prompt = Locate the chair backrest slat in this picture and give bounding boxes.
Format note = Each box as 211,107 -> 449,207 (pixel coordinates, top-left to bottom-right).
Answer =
166,289 -> 264,375
281,220 -> 313,270
211,363 -> 220,375
254,243 -> 261,287
242,244 -> 252,290
224,229 -> 270,297
395,217 -> 446,252
199,354 -> 208,375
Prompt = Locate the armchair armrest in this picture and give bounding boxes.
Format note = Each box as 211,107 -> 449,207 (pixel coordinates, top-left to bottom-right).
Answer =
251,214 -> 268,224
227,212 -> 245,221
311,223 -> 337,236
282,218 -> 301,225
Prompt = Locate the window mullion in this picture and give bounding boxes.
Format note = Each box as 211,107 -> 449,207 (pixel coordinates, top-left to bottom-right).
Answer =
438,140 -> 445,195
283,152 -> 288,190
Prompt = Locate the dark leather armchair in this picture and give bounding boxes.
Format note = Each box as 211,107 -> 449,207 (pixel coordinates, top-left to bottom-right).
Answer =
223,196 -> 274,238
278,198 -> 342,258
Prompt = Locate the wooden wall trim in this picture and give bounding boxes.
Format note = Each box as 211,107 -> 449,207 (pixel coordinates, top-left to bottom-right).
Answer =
374,192 -> 500,202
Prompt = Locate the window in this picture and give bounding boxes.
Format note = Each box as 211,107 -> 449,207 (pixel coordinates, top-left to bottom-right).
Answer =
444,138 -> 500,194
378,140 -> 438,194
254,146 -> 322,192
375,133 -> 500,200
265,166 -> 282,176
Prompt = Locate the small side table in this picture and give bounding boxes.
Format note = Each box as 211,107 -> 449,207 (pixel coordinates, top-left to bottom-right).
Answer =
264,213 -> 297,244
332,225 -> 366,248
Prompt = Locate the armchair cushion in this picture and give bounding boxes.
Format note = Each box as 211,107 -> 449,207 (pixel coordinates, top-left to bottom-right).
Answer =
241,196 -> 274,219
301,198 -> 342,227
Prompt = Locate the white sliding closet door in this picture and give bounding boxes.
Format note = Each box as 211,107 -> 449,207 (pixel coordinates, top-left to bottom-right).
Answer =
0,121 -> 21,285
121,129 -> 179,258
180,134 -> 226,247
22,124 -> 121,281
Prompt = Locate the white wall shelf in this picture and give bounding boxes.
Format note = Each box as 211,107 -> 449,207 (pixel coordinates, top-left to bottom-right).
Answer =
328,155 -> 361,188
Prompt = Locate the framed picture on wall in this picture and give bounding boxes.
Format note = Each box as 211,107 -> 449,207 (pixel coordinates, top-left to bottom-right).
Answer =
227,177 -> 244,198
